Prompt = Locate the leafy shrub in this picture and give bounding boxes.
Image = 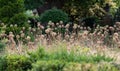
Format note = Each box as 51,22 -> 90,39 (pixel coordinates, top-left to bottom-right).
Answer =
4,55 -> 32,71
0,42 -> 5,52
27,46 -> 46,62
48,48 -> 113,63
39,8 -> 69,23
0,0 -> 25,24
114,7 -> 120,22
0,56 -> 7,71
28,46 -> 113,63
63,62 -> 119,71
9,13 -> 28,26
31,60 -> 66,71
5,26 -> 22,35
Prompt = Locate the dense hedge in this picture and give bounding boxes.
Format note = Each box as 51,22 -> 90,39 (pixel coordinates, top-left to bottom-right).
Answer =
0,0 -> 27,26
39,8 -> 69,23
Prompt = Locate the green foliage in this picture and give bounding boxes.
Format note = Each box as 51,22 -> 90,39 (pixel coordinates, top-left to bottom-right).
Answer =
24,0 -> 44,10
0,42 -> 5,52
5,26 -> 22,35
0,56 -> 7,71
9,13 -> 28,26
114,7 -> 120,22
28,46 -> 113,63
5,23 -> 30,35
4,55 -> 32,71
31,60 -> 66,71
25,10 -> 39,19
0,46 -> 118,71
27,46 -> 46,62
63,62 -> 119,71
63,0 -> 117,22
39,8 -> 69,23
49,49 -> 113,63
0,0 -> 26,25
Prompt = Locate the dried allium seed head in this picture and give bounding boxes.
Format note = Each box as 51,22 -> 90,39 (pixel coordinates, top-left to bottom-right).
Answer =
78,25 -> 80,28
29,27 -> 32,30
83,27 -> 87,30
73,24 -> 77,29
9,32 -> 13,34
26,36 -> 31,40
32,28 -> 36,32
115,22 -> 120,25
87,27 -> 91,31
65,28 -> 69,32
65,24 -> 70,28
22,27 -> 25,30
60,21 -> 63,24
9,32 -> 14,38
58,25 -> 62,28
16,35 -> 20,39
28,20 -> 31,23
40,25 -> 44,30
14,24 -> 17,27
62,25 -> 64,28
21,33 -> 25,38
45,28 -> 51,34
1,23 -> 4,26
56,23 -> 59,26
65,35 -> 69,39
48,21 -> 52,25
109,26 -> 114,31
114,25 -> 116,28
40,35 -> 44,39
51,32 -> 57,36
113,33 -> 119,37
20,31 -> 23,34
37,22 -> 41,27
80,27 -> 83,30
35,39 -> 38,42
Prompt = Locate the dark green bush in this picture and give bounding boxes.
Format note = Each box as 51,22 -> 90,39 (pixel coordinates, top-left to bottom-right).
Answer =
27,46 -> 46,62
0,56 -> 7,71
63,62 -> 119,71
4,55 -> 32,71
9,13 -> 28,26
0,42 -> 5,52
5,26 -> 22,35
31,60 -> 66,71
0,0 -> 26,25
39,8 -> 69,23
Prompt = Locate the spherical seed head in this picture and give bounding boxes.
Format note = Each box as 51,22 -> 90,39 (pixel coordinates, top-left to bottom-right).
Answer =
22,27 -> 25,30
10,24 -> 13,27
21,33 -> 25,38
65,24 -> 70,28
28,20 -> 31,23
37,22 -> 41,26
26,36 -> 31,40
113,33 -> 119,37
60,21 -> 63,24
73,24 -> 77,29
14,24 -> 17,27
56,23 -> 59,26
115,22 -> 120,25
16,35 -> 20,39
29,27 -> 32,30
20,31 -> 23,34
